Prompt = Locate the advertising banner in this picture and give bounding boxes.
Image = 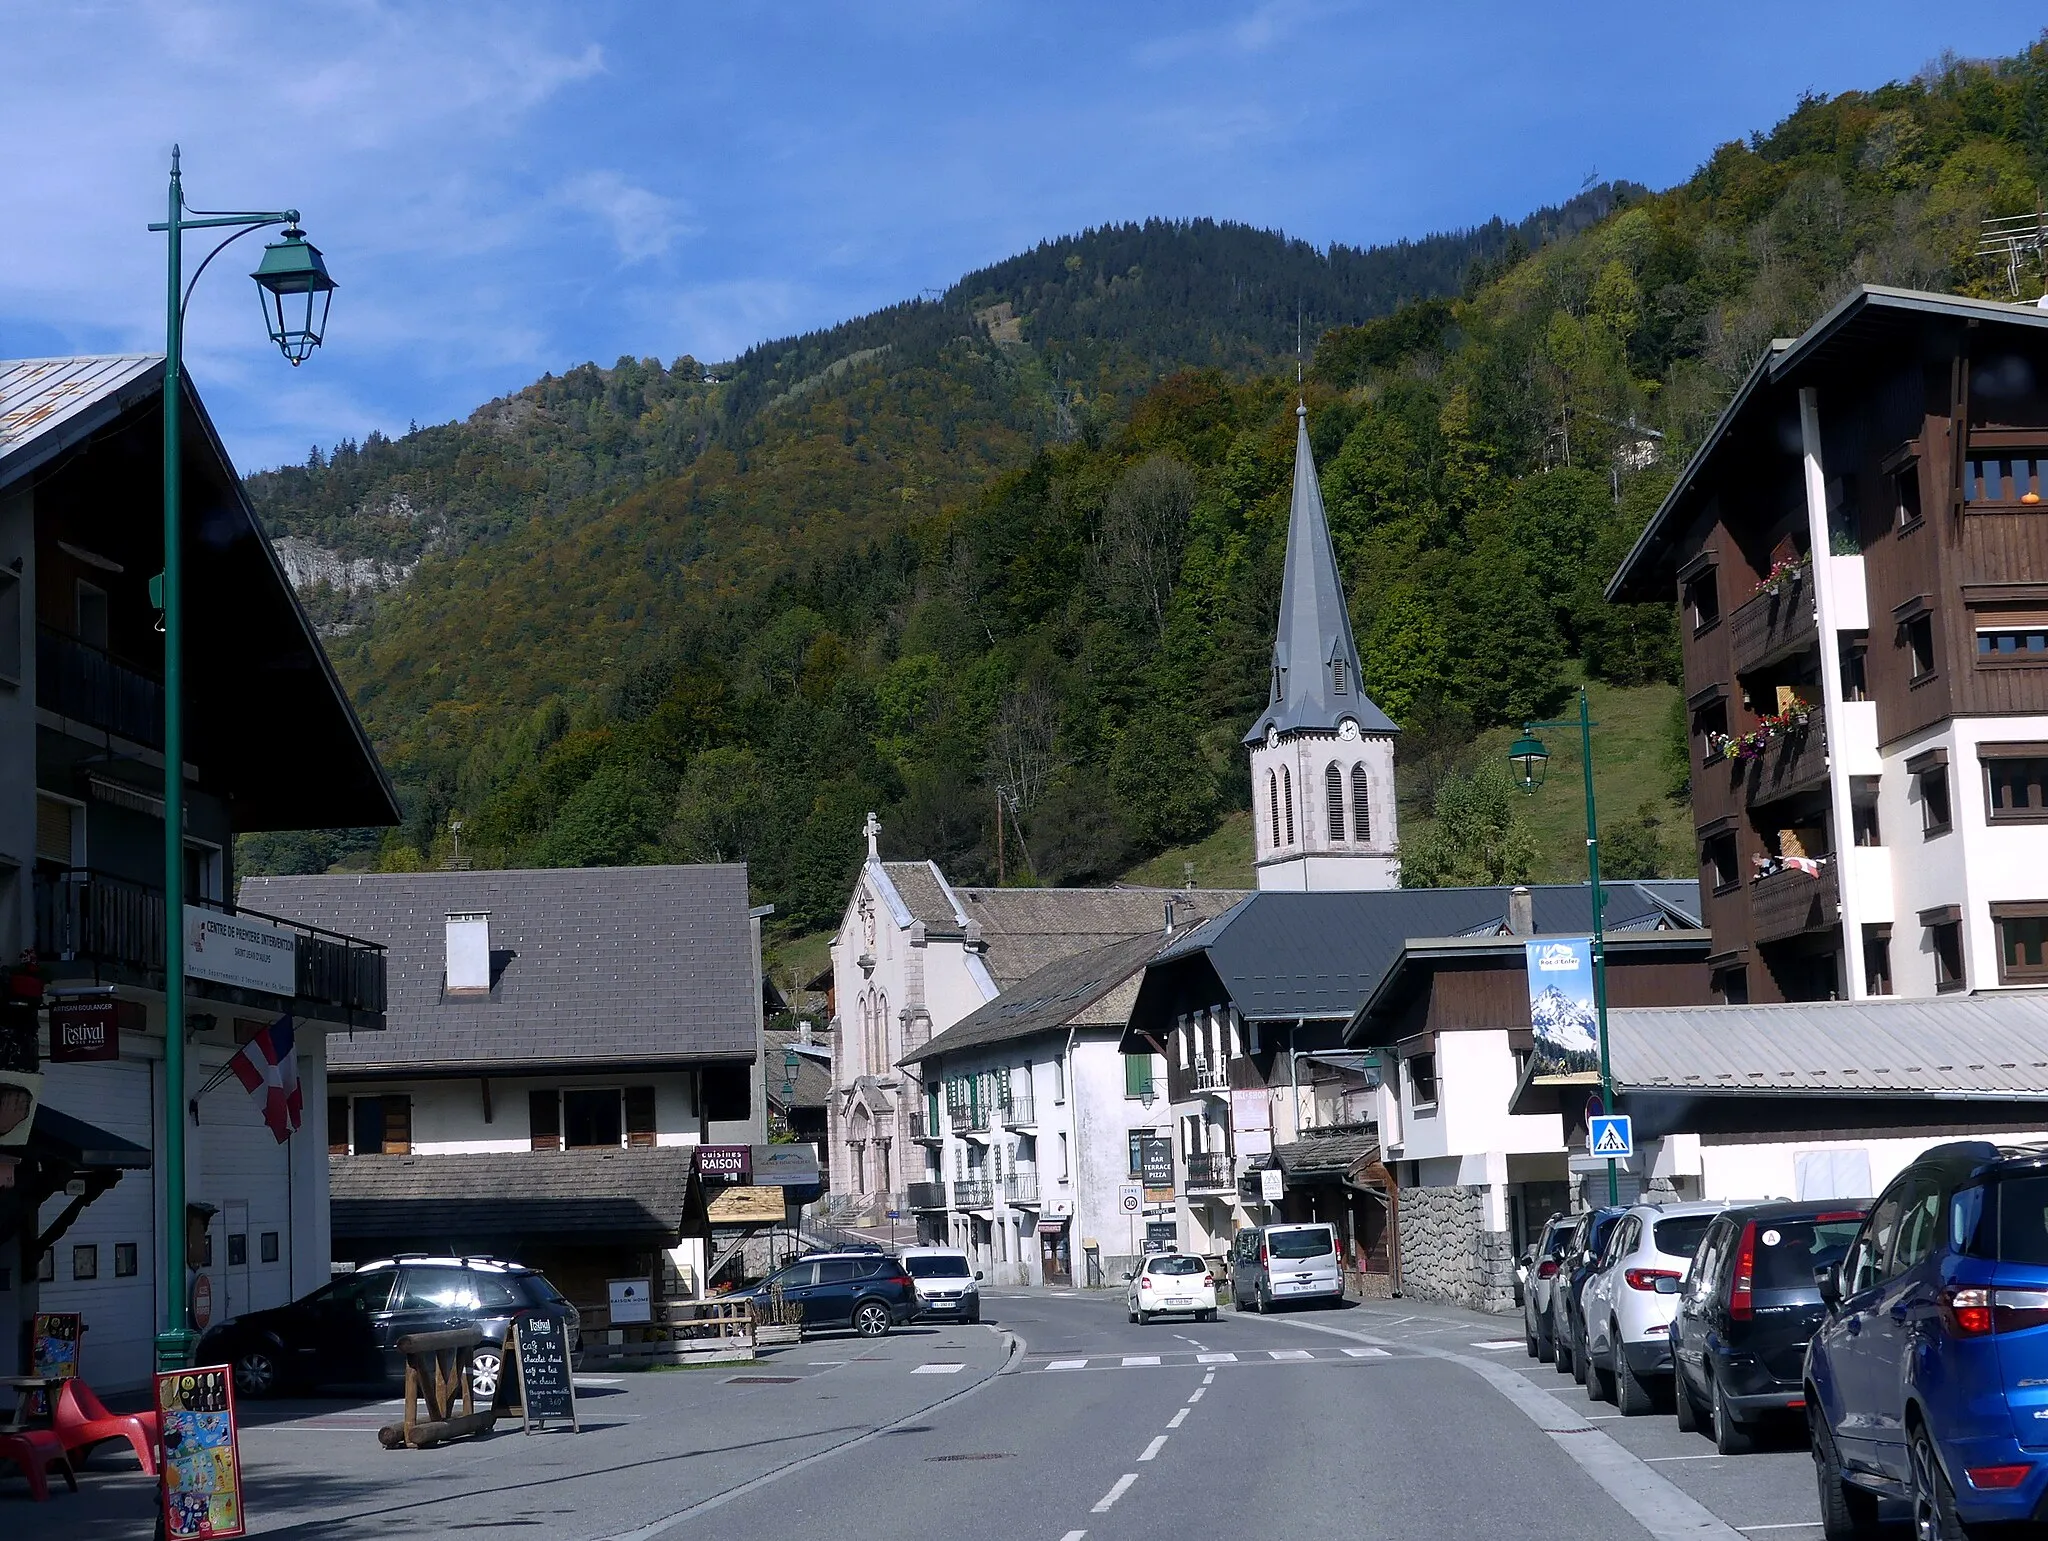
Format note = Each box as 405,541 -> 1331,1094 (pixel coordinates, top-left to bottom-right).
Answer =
185,909 -> 297,997
49,996 -> 123,1062
1140,1135 -> 1174,1202
1525,937 -> 1600,1078
157,1365 -> 245,1538
694,1144 -> 751,1183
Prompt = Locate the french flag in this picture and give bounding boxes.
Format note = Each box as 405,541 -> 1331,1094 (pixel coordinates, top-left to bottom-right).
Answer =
230,1017 -> 303,1143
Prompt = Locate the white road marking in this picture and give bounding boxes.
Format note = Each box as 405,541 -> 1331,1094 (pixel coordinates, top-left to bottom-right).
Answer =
1120,1355 -> 1160,1367
1266,1349 -> 1314,1361
802,1362 -> 846,1368
1196,1352 -> 1236,1363
574,1376 -> 625,1384
1047,1359 -> 1088,1371
1059,1532 -> 1088,1541
1092,1474 -> 1139,1513
1737,1527 -> 1824,1533
1167,1408 -> 1189,1429
1341,1348 -> 1389,1358
1139,1435 -> 1168,1461
1646,1454 -> 1726,1462
913,1363 -> 966,1375
1471,1340 -> 1524,1350
1186,1387 -> 1205,1403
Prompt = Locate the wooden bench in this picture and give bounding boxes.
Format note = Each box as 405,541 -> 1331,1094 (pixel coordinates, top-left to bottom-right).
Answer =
377,1329 -> 499,1450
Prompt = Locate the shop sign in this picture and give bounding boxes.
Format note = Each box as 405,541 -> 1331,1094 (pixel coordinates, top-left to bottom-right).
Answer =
50,997 -> 124,1062
1260,1167 -> 1285,1202
1140,1134 -> 1174,1201
694,1144 -> 751,1183
185,908 -> 296,997
1142,1220 -> 1177,1253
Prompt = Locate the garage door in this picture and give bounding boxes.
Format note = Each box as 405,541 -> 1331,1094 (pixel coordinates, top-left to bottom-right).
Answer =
39,1058 -> 158,1394
197,1049 -> 298,1320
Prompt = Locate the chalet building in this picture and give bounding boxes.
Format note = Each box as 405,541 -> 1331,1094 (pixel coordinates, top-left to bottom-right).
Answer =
0,356 -> 398,1391
1121,881 -> 1704,1300
1611,285 -> 2048,1003
241,867 -> 773,1307
823,812 -> 1240,1229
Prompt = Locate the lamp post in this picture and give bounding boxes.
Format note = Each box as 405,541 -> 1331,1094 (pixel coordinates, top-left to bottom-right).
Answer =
149,147 -> 336,1373
1509,688 -> 1619,1207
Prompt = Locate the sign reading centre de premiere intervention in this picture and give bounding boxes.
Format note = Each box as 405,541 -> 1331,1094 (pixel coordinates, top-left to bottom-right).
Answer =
184,908 -> 297,996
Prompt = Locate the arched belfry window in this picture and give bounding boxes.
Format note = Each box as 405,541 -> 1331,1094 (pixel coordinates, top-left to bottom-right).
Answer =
1326,763 -> 1345,842
1332,656 -> 1348,696
1352,763 -> 1371,843
1282,765 -> 1295,845
1268,770 -> 1281,849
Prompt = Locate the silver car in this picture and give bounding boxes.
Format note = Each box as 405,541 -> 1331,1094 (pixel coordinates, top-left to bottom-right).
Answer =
1230,1222 -> 1342,1311
1579,1201 -> 1730,1415
1520,1214 -> 1575,1363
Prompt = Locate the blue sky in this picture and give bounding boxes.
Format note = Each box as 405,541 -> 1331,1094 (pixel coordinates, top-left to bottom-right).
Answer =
3,2 -> 2043,472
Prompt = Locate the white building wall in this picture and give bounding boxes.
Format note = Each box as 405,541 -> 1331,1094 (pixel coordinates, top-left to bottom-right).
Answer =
357,1070 -> 700,1155
1692,1127 -> 2048,1204
1249,729 -> 1400,892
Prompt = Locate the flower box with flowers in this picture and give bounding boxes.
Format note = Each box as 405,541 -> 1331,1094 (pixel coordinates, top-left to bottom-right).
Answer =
1753,555 -> 1808,599
1707,698 -> 1813,765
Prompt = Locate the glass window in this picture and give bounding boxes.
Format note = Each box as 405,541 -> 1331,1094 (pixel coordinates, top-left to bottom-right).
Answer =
1919,767 -> 1952,833
1887,1184 -> 1945,1279
396,1266 -> 478,1311
1992,1177 -> 2048,1265
472,1273 -> 523,1309
564,1088 -> 623,1149
904,1255 -> 971,1278
72,1244 -> 97,1280
1932,921 -> 1966,990
1124,1054 -> 1153,1100
1407,1053 -> 1438,1107
1652,1215 -> 1714,1261
115,1242 -> 138,1278
1997,911 -> 2048,983
1988,757 -> 2048,820
322,1269 -> 397,1312
1906,614 -> 1936,680
816,1259 -> 862,1284
1863,925 -> 1893,996
259,1232 -> 279,1264
518,1273 -> 570,1306
1149,1255 -> 1204,1275
1752,1215 -> 1867,1289
1268,1226 -> 1335,1260
1978,625 -> 2048,659
1685,571 -> 1719,632
1847,1190 -> 1905,1296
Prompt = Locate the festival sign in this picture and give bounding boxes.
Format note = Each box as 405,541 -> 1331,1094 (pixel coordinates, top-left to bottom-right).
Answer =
157,1365 -> 245,1539
1525,937 -> 1600,1079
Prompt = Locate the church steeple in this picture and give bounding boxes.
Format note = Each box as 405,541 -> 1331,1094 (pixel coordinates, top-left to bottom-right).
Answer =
1244,403 -> 1394,747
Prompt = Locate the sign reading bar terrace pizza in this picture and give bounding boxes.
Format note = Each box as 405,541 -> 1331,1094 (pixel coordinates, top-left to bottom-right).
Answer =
694,1144 -> 751,1183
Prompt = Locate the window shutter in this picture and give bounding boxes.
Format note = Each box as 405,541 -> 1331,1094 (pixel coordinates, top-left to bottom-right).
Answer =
1282,766 -> 1294,843
1124,1054 -> 1152,1099
624,1087 -> 657,1147
1351,764 -> 1370,842
382,1095 -> 412,1155
1325,763 -> 1345,841
327,1096 -> 349,1156
36,796 -> 74,864
529,1089 -> 561,1151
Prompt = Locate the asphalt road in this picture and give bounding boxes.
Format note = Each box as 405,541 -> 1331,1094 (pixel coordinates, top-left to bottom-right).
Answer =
50,1291 -> 1834,1541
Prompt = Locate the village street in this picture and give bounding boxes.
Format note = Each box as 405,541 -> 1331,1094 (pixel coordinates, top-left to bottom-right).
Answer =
43,1289 -> 1836,1541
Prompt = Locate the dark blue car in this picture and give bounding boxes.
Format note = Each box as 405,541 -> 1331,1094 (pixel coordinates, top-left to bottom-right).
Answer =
1806,1141 -> 2048,1538
1549,1206 -> 1624,1385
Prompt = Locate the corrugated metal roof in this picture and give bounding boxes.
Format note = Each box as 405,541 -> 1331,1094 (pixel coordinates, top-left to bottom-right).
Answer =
0,355 -> 161,488
1610,994 -> 2048,1098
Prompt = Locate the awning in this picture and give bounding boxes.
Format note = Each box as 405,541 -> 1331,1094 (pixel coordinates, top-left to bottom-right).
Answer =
25,1104 -> 152,1169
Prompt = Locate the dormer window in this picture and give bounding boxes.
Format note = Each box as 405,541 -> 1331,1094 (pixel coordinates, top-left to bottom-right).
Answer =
1331,657 -> 1348,695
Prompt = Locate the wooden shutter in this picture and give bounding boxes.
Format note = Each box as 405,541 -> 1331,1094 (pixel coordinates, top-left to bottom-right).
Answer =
327,1097 -> 348,1156
624,1087 -> 657,1148
1124,1053 -> 1152,1099
382,1095 -> 412,1155
35,796 -> 74,864
529,1090 -> 560,1151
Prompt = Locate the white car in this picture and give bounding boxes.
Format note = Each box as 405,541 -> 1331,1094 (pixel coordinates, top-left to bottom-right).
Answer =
1579,1201 -> 1729,1415
1127,1253 -> 1217,1324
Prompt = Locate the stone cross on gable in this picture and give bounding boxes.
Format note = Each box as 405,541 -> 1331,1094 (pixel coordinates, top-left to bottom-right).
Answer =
864,810 -> 881,860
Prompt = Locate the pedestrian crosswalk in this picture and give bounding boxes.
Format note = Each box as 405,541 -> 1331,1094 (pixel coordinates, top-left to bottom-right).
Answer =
1028,1346 -> 1392,1373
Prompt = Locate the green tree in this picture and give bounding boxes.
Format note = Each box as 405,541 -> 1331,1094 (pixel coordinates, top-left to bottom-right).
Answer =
1400,763 -> 1537,888
1107,705 -> 1217,850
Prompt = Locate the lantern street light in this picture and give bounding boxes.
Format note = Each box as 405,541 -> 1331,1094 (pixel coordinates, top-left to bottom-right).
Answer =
148,147 -> 337,1373
1509,688 -> 1619,1206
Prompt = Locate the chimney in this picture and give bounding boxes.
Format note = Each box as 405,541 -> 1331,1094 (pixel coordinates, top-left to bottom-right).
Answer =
798,1018 -> 813,1045
1164,897 -> 1177,933
1507,886 -> 1534,937
446,912 -> 491,996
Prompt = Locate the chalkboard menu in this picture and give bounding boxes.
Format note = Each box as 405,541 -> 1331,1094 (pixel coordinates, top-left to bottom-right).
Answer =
511,1314 -> 578,1433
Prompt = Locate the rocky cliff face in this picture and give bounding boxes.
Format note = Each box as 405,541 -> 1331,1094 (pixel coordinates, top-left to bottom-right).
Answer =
271,536 -> 416,598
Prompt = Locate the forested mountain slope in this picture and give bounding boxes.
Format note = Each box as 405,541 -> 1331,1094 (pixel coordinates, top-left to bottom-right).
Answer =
243,42 -> 2048,934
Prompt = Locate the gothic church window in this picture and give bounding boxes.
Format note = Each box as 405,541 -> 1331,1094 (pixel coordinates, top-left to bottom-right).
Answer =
1352,764 -> 1370,842
1268,770 -> 1281,848
1325,763 -> 1345,842
1282,766 -> 1295,845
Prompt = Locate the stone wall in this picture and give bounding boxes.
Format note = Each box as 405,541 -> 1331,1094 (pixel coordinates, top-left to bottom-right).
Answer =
1397,1185 -> 1518,1314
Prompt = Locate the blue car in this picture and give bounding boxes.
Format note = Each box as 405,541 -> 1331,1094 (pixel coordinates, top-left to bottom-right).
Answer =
1806,1141 -> 2048,1538
1549,1206 -> 1625,1386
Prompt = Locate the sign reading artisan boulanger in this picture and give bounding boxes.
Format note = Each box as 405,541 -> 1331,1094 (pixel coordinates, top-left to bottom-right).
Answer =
49,996 -> 126,1063
185,909 -> 297,997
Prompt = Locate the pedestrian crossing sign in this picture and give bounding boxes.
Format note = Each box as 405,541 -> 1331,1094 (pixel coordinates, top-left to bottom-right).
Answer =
1589,1114 -> 1633,1158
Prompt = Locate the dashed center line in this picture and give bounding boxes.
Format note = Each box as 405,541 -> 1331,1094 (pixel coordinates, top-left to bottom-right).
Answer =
1139,1435 -> 1167,1461
1167,1408 -> 1188,1429
1092,1474 -> 1139,1512
1186,1387 -> 1205,1403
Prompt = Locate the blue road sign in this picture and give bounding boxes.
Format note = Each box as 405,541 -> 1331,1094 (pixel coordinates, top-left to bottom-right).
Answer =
1589,1114 -> 1633,1159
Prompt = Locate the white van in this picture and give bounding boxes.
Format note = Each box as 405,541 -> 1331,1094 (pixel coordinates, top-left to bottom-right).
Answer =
1229,1222 -> 1343,1311
897,1246 -> 981,1323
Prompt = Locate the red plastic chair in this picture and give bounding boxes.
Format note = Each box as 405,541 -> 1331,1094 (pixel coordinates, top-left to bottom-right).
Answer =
53,1379 -> 159,1474
0,1428 -> 77,1501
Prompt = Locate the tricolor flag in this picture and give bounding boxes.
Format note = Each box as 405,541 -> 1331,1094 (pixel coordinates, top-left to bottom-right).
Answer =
229,1017 -> 302,1143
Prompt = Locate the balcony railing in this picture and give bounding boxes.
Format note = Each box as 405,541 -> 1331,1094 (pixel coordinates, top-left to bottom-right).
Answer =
1191,1058 -> 1230,1093
1005,1171 -> 1039,1205
38,627 -> 164,747
1749,862 -> 1843,946
33,869 -> 386,1017
1187,1151 -> 1234,1190
1744,717 -> 1829,808
907,1181 -> 949,1211
954,1179 -> 992,1209
910,1109 -> 943,1143
1000,1093 -> 1036,1127
954,1102 -> 991,1133
1728,574 -> 1817,676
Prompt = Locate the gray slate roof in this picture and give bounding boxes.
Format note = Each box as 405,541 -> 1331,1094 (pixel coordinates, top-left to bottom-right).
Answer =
880,861 -> 961,932
764,1028 -> 833,1111
1608,994 -> 2048,1099
241,867 -> 758,1073
953,886 -> 1244,988
1133,882 -> 1699,1030
329,1148 -> 695,1244
1269,1125 -> 1380,1179
902,930 -> 1173,1066
1244,404 -> 1394,744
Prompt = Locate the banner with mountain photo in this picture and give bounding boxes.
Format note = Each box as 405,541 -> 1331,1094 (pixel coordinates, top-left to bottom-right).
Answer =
1525,938 -> 1599,1078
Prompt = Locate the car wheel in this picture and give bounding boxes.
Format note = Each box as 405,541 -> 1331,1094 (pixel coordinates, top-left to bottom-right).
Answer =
230,1344 -> 280,1399
1711,1376 -> 1752,1456
1525,1319 -> 1540,1358
853,1302 -> 891,1338
1571,1324 -> 1590,1386
469,1348 -> 502,1401
1554,1323 -> 1575,1377
1674,1371 -> 1701,1433
1908,1423 -> 1968,1541
1587,1344 -> 1614,1404
1536,1325 -> 1555,1365
966,1306 -> 980,1324
1136,1309 -> 1150,1326
1810,1405 -> 1881,1540
1257,1284 -> 1272,1314
1613,1333 -> 1656,1417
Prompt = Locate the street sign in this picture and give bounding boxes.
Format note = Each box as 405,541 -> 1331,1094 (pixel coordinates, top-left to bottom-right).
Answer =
1589,1114 -> 1633,1159
1118,1183 -> 1142,1215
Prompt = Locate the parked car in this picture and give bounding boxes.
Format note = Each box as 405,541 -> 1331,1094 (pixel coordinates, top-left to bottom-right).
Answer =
196,1255 -> 578,1400
1672,1198 -> 1869,1454
1228,1222 -> 1342,1311
899,1246 -> 982,1323
1550,1206 -> 1625,1382
1128,1252 -> 1218,1323
1807,1142 -> 2048,1538
1521,1214 -> 1577,1363
1579,1201 -> 1728,1415
725,1250 -> 919,1337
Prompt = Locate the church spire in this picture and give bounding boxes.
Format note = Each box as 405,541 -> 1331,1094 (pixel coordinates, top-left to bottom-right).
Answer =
1243,403 -> 1394,746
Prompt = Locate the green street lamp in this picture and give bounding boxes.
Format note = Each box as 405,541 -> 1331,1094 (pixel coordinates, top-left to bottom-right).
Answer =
148,146 -> 336,1373
1510,688 -> 1619,1207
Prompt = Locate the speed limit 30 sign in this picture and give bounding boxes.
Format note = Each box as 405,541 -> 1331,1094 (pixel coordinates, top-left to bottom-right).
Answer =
1118,1183 -> 1143,1215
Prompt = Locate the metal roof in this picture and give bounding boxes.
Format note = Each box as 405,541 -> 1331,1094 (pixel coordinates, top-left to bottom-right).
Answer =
1608,993 -> 2048,1099
1607,286 -> 2048,603
0,356 -> 162,489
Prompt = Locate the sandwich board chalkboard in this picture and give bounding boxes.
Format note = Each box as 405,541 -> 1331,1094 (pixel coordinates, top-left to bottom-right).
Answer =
510,1313 -> 578,1433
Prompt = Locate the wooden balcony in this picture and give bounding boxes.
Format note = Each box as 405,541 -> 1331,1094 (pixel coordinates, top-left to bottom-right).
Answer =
1745,718 -> 1829,809
1728,574 -> 1816,676
1191,1059 -> 1230,1094
1749,864 -> 1842,946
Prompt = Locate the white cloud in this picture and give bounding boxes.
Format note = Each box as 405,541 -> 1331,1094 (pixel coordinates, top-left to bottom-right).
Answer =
556,172 -> 693,263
